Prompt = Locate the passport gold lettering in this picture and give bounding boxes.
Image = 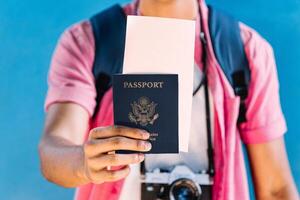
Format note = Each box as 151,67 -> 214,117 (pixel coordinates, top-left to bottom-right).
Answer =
123,81 -> 164,89
149,132 -> 159,141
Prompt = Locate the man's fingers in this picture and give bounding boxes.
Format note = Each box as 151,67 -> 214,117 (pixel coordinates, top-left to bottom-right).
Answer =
88,153 -> 145,170
84,137 -> 152,157
90,126 -> 150,140
89,165 -> 131,184
100,137 -> 152,153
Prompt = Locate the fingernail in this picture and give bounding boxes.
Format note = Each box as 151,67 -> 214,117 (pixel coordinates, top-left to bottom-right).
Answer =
144,142 -> 152,150
142,131 -> 150,139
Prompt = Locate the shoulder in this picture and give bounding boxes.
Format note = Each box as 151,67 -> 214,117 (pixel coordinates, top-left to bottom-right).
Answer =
237,23 -> 287,143
50,20 -> 95,71
239,22 -> 276,73
58,20 -> 94,49
59,3 -> 132,47
239,22 -> 272,49
47,20 -> 97,116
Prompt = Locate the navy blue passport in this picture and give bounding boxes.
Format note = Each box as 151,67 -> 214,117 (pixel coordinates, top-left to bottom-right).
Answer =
113,74 -> 178,154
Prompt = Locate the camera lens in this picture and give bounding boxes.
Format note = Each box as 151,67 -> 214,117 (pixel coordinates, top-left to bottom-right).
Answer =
169,178 -> 202,200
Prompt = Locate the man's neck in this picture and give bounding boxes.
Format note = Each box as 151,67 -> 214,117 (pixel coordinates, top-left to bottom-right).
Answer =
139,0 -> 198,20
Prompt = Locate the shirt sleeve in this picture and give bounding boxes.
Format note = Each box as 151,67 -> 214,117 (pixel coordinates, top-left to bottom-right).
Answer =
44,21 -> 96,116
239,23 -> 287,144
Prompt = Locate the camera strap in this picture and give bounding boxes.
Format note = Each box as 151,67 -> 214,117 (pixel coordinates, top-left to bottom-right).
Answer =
198,2 -> 215,178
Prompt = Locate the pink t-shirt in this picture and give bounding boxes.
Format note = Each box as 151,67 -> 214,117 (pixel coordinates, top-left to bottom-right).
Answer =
45,1 -> 287,199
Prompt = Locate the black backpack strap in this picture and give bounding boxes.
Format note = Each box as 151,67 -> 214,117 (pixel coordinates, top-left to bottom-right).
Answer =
208,6 -> 251,124
90,4 -> 127,116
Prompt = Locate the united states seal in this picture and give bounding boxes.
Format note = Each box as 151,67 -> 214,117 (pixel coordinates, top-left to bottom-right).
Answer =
128,96 -> 159,126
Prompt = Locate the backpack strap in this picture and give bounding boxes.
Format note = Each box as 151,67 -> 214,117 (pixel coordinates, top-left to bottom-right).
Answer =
90,4 -> 127,116
208,6 -> 251,123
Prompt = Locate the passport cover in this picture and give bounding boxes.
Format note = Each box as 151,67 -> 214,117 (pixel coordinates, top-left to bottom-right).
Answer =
113,74 -> 178,154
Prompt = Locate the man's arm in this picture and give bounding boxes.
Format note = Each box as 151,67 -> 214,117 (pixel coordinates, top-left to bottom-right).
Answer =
246,137 -> 299,200
38,103 -> 151,188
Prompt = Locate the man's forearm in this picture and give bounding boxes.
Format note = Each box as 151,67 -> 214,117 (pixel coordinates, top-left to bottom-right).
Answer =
248,138 -> 299,200
38,135 -> 89,188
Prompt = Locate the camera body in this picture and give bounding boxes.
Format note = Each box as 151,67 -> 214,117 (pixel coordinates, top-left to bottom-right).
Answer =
141,165 -> 213,200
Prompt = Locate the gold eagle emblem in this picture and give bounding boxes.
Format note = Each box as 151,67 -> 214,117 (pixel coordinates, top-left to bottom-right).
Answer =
128,96 -> 159,126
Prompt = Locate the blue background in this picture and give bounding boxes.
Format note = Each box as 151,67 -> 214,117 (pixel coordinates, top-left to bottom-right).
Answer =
0,0 -> 299,199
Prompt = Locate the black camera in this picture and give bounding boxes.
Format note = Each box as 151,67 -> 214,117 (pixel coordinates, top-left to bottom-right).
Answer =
141,165 -> 213,200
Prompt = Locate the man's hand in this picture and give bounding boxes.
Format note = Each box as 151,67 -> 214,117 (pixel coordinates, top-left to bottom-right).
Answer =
82,126 -> 152,184
39,103 -> 151,188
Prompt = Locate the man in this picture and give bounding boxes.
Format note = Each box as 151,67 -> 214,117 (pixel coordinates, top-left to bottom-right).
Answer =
38,0 -> 299,199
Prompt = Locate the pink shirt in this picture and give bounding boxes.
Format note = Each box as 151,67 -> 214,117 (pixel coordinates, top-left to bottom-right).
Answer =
45,1 -> 287,199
